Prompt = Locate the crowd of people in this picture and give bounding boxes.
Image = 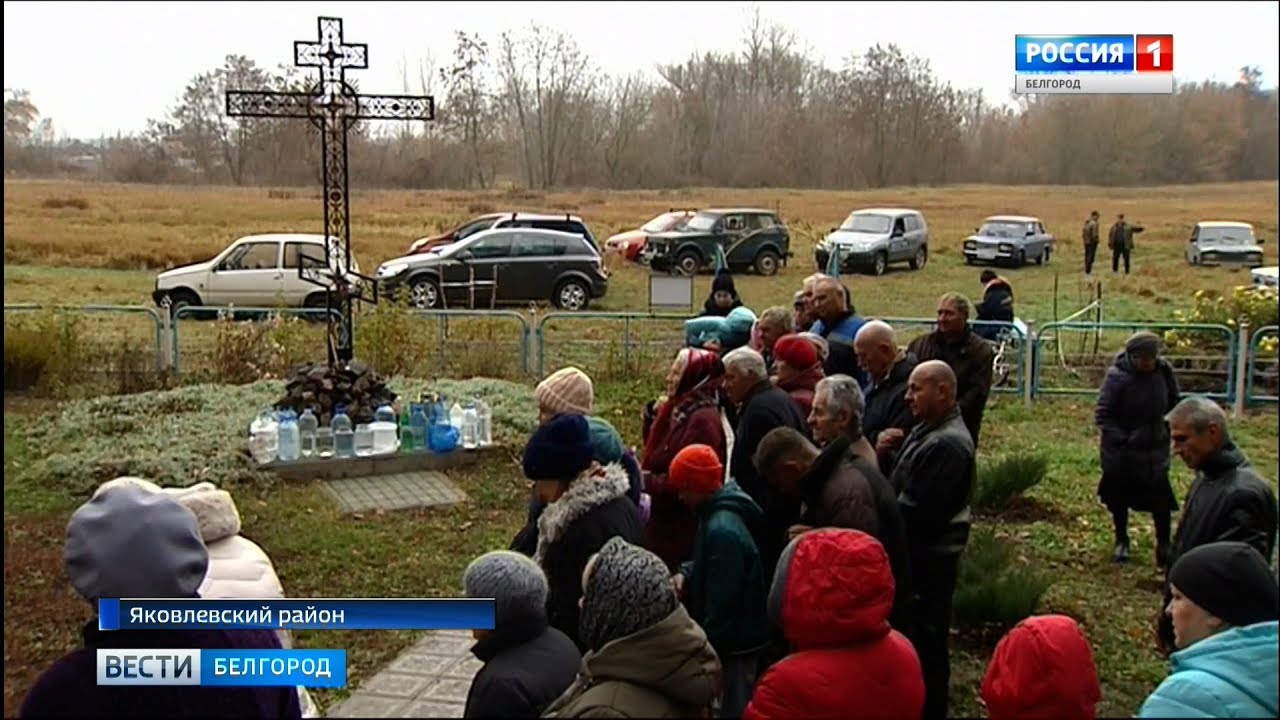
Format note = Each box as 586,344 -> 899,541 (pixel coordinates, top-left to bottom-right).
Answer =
18,269 -> 1278,719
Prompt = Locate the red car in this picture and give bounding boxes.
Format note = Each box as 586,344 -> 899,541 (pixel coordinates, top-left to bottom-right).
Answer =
605,210 -> 696,263
407,213 -> 506,255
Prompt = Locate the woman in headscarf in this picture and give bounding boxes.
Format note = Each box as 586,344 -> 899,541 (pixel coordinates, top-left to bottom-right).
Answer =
541,538 -> 720,718
1095,331 -> 1181,566
640,347 -> 734,571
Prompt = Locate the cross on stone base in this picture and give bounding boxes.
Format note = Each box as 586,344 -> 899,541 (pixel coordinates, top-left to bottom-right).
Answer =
225,16 -> 434,366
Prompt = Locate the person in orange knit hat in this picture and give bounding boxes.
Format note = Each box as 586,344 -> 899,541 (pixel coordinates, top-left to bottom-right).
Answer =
668,444 -> 769,719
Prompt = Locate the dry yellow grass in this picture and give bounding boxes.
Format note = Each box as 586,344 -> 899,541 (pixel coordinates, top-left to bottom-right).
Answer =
3,179 -> 1277,325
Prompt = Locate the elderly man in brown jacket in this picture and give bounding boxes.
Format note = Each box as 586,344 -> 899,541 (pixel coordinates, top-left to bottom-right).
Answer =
903,293 -> 994,448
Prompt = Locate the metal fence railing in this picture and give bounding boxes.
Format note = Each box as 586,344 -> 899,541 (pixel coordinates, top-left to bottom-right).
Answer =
7,302 -> 1275,415
404,309 -> 532,378
1247,325 -> 1278,405
537,311 -> 692,379
1034,321 -> 1237,400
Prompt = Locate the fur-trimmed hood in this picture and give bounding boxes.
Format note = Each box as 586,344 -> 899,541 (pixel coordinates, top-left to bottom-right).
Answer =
535,462 -> 631,565
93,477 -> 242,544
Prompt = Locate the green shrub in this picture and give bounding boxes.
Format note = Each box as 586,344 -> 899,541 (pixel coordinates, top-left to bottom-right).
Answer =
3,309 -> 85,396
953,527 -> 1054,636
973,452 -> 1049,512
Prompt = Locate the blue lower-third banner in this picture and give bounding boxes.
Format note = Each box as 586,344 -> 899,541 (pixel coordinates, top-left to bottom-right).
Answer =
98,598 -> 496,631
96,649 -> 347,688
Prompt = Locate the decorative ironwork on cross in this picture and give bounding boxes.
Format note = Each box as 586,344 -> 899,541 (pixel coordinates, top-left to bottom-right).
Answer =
225,16 -> 434,366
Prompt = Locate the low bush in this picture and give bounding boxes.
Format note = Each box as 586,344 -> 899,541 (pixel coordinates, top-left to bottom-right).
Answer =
3,310 -> 85,396
953,527 -> 1054,638
40,196 -> 90,210
973,452 -> 1049,512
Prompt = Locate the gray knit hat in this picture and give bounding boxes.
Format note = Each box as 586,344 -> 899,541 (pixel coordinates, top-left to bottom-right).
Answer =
65,485 -> 209,603
580,537 -> 678,652
463,551 -> 549,627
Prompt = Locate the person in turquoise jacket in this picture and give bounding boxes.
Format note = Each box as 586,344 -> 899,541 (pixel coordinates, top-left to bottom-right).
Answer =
1139,541 -> 1279,719
668,444 -> 769,720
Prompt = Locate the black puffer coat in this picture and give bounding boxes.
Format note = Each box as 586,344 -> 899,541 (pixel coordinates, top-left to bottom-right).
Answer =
1095,351 -> 1180,512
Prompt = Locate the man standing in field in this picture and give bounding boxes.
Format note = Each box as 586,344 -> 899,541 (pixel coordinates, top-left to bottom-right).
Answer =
1082,210 -> 1101,275
1109,213 -> 1144,275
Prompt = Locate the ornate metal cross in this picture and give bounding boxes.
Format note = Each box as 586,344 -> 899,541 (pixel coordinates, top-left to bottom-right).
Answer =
225,16 -> 434,366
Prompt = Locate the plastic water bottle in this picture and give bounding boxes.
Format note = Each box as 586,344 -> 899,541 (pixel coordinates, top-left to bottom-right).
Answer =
449,400 -> 464,431
461,401 -> 479,450
277,410 -> 301,462
298,407 -> 319,457
399,408 -> 417,453
372,404 -> 399,455
410,403 -> 430,453
249,409 -> 279,465
474,394 -> 492,447
332,405 -> 355,458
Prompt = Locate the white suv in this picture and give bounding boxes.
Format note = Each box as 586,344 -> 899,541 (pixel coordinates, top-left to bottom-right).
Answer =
152,234 -> 362,314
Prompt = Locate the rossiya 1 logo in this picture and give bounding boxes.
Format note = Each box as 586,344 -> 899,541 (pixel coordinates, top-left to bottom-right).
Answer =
1014,34 -> 1174,95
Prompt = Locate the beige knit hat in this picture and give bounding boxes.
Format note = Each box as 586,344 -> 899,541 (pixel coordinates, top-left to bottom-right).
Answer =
536,366 -> 594,417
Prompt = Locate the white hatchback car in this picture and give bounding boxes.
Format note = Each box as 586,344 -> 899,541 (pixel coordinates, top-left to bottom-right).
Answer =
153,234 -> 362,314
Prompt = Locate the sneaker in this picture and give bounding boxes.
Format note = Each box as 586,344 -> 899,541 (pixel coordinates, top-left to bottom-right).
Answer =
1113,541 -> 1131,564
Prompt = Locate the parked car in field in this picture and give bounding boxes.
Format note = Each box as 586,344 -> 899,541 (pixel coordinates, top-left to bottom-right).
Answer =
376,226 -> 608,311
963,215 -> 1055,267
1185,221 -> 1266,267
406,212 -> 599,255
814,208 -> 929,276
1252,266 -> 1278,289
153,234 -> 361,315
644,208 -> 791,276
604,210 -> 697,263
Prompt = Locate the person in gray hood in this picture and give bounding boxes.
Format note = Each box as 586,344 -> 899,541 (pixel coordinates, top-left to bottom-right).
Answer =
20,485 -> 300,719
542,537 -> 721,718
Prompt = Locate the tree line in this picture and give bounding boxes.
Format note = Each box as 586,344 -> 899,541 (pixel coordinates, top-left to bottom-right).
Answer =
5,15 -> 1278,189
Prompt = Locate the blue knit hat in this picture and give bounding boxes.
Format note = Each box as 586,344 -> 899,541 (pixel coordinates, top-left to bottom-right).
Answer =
523,414 -> 594,481
586,417 -> 625,464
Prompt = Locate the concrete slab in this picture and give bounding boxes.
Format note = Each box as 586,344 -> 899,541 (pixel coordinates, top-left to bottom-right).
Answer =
323,471 -> 467,513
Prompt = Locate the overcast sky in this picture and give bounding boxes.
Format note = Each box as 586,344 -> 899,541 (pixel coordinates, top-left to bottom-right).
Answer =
4,0 -> 1278,140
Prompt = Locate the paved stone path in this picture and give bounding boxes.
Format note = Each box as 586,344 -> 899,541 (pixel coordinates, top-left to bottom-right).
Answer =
324,471 -> 467,513
326,630 -> 481,718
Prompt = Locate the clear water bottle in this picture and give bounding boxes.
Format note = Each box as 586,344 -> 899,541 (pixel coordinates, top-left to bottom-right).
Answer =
449,399 -> 464,431
298,407 -> 319,457
277,410 -> 301,462
461,401 -> 479,450
371,403 -> 398,455
474,393 -> 492,447
249,409 -> 279,465
332,405 -> 355,458
410,403 -> 430,453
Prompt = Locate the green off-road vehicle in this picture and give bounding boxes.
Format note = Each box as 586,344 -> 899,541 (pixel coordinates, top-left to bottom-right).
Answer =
643,208 -> 791,276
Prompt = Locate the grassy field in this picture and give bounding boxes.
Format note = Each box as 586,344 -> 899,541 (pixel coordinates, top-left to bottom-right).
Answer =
3,179 -> 1279,718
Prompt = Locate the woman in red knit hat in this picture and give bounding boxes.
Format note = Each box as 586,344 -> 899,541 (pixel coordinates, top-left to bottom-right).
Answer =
772,333 -> 826,418
668,444 -> 769,720
640,348 -> 734,571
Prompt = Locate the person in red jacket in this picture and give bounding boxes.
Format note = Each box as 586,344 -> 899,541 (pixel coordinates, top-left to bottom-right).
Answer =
640,347 -> 732,571
772,333 -> 825,418
981,615 -> 1102,720
743,528 -> 924,720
